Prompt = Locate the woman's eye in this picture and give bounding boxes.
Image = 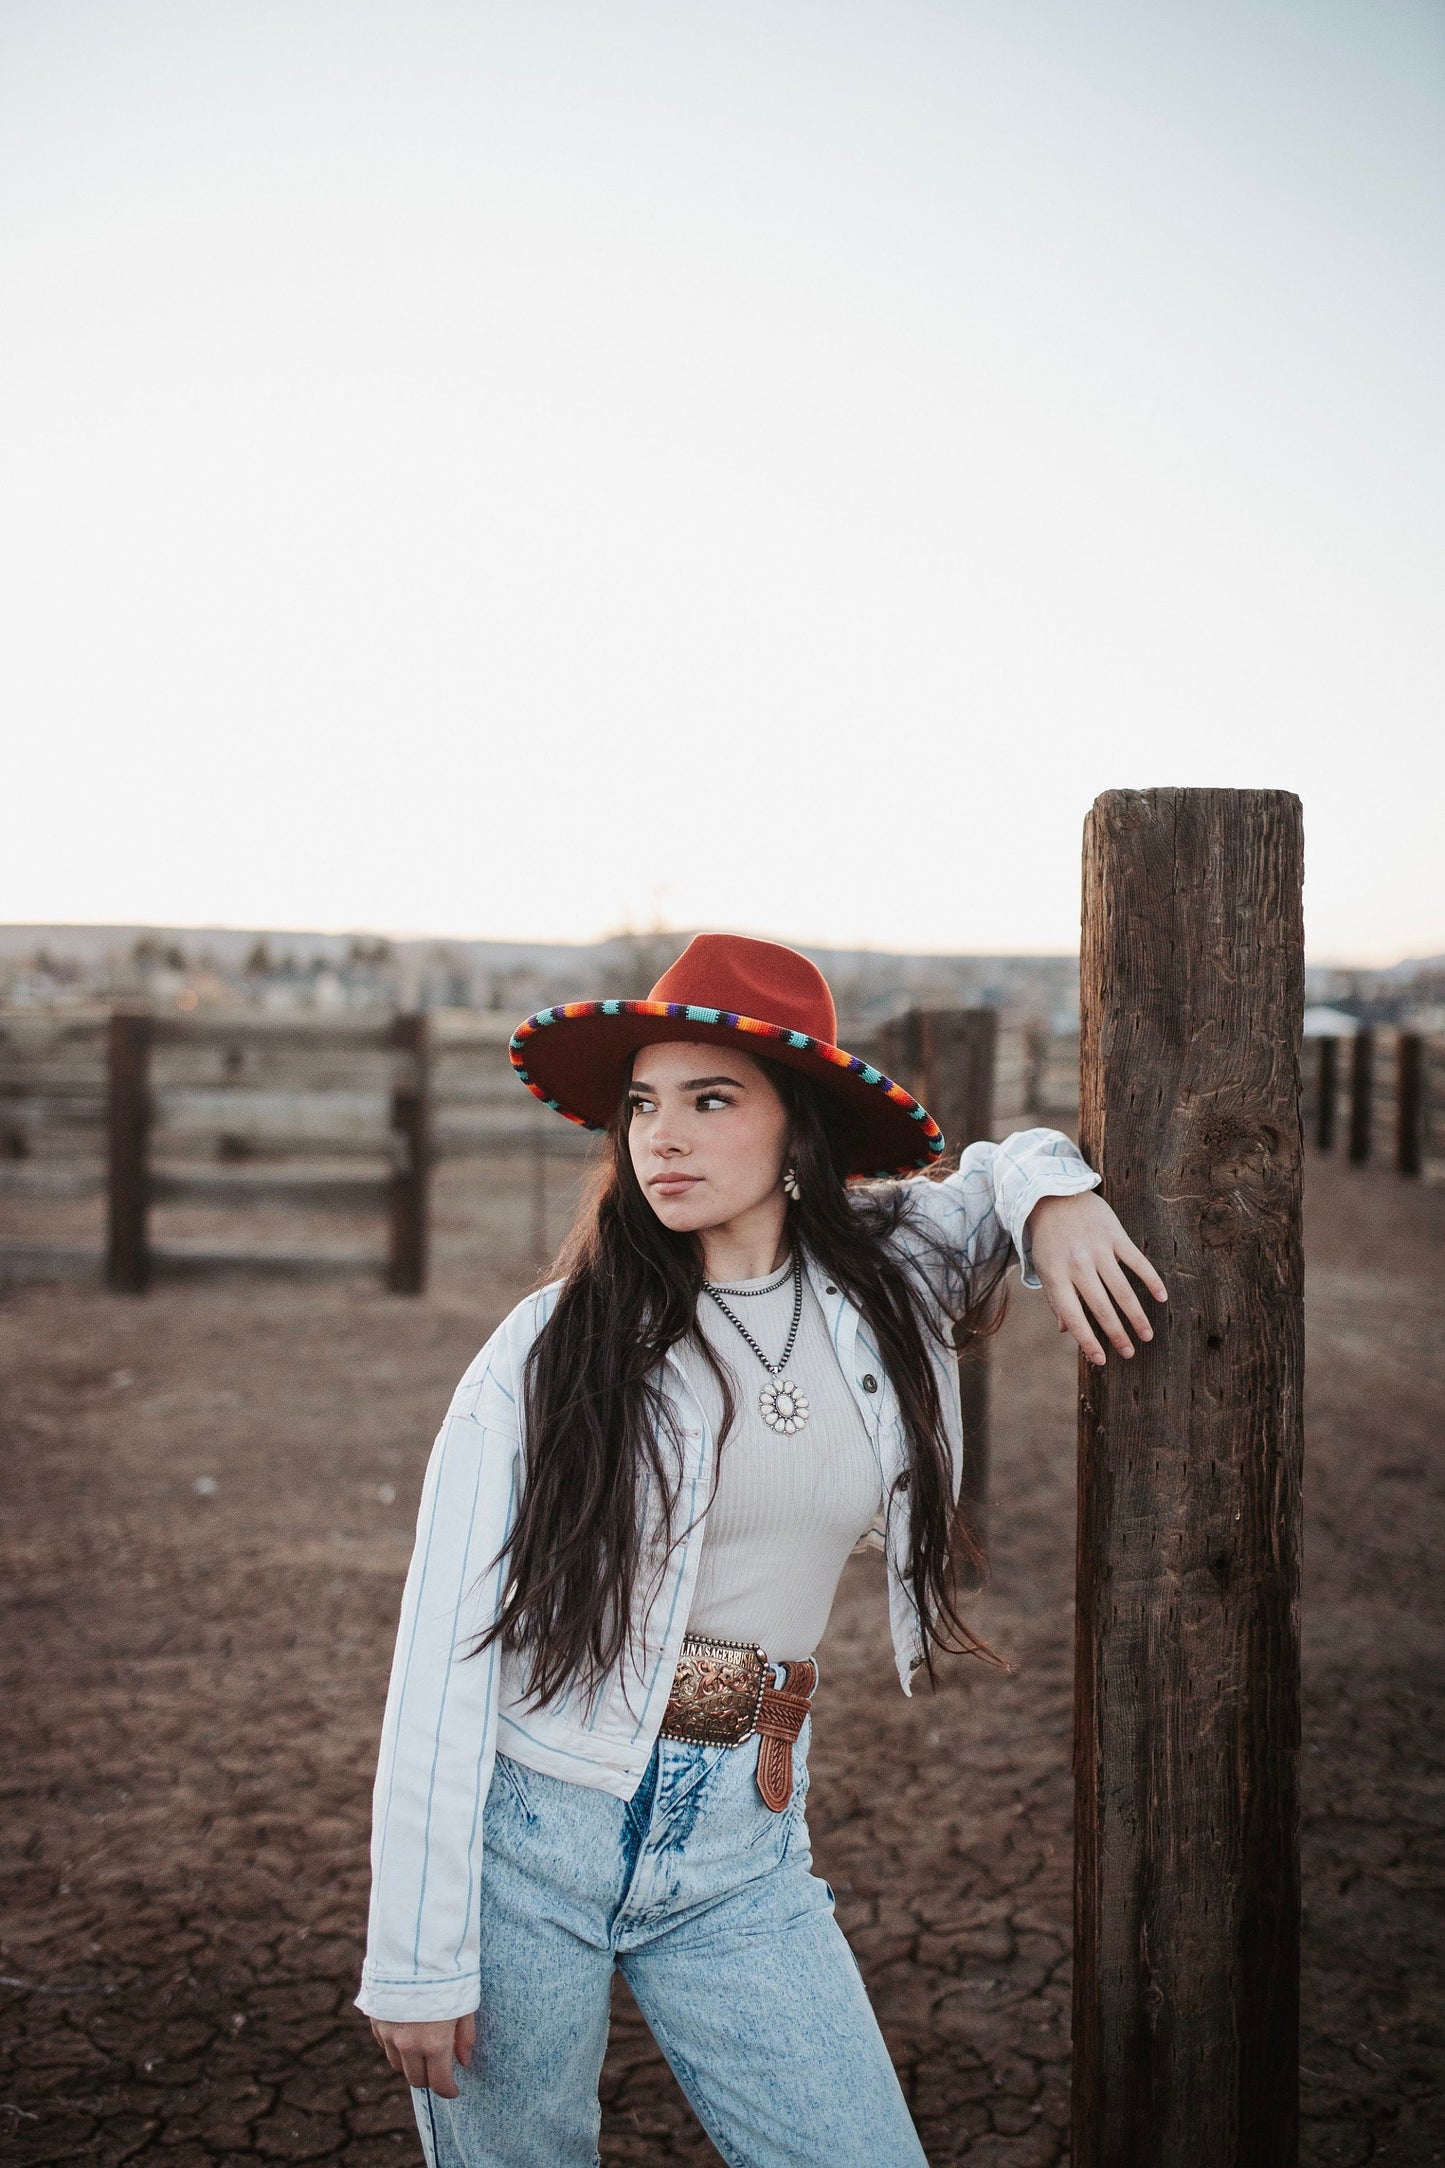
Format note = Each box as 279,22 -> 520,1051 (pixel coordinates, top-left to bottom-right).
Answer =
697,1093 -> 731,1110
627,1096 -> 655,1116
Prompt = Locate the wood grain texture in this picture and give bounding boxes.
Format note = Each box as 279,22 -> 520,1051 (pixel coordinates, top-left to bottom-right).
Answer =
1073,788 -> 1304,2168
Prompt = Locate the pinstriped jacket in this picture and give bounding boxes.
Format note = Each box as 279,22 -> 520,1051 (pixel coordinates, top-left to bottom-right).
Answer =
357,1127 -> 1098,2022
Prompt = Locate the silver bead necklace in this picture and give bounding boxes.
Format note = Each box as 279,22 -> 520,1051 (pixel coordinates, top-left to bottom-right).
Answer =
701,1252 -> 811,1435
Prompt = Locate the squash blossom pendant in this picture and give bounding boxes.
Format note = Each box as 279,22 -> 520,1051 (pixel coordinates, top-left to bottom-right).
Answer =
702,1254 -> 811,1437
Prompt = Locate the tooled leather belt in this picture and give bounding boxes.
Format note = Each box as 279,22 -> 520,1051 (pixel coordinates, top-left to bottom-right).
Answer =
659,1632 -> 817,1813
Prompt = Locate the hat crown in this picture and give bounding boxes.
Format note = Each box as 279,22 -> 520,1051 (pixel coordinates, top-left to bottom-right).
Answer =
648,934 -> 837,1045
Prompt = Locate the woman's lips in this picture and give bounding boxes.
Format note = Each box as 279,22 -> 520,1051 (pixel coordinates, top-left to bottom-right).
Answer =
649,1173 -> 701,1195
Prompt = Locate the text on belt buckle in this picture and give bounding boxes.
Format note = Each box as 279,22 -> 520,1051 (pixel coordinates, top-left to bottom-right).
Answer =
659,1635 -> 768,1745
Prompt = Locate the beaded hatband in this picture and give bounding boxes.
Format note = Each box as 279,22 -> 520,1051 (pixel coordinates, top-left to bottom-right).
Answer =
509,999 -> 946,1178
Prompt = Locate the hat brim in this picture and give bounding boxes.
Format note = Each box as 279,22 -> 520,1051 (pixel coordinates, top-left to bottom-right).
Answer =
509,1000 -> 945,1177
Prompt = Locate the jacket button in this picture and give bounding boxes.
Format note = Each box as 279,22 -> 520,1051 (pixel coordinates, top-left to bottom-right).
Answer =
861,1373 -> 878,1393
825,1284 -> 837,1295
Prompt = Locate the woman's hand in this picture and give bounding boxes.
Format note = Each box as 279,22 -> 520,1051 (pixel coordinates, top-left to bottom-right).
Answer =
1026,1191 -> 1167,1365
369,2012 -> 476,2098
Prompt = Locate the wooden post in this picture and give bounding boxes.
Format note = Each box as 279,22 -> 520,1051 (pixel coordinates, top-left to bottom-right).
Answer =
1347,1028 -> 1373,1165
387,1013 -> 430,1294
1314,1036 -> 1338,1151
1075,789 -> 1303,2168
877,1008 -> 998,1546
1397,1033 -> 1423,1177
875,1006 -> 997,1162
107,1011 -> 153,1293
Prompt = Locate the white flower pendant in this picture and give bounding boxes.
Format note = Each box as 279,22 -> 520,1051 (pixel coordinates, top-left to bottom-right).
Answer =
758,1378 -> 810,1435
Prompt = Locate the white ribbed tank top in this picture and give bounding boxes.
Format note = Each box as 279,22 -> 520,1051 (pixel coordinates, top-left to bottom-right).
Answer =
677,1260 -> 884,1663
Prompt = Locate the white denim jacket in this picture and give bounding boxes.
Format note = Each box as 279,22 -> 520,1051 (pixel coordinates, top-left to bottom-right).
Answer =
358,1127 -> 1098,2022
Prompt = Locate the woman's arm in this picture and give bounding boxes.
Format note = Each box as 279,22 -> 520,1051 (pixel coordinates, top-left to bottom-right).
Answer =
355,1310 -> 528,2038
892,1128 -> 1165,1359
892,1125 -> 1099,1288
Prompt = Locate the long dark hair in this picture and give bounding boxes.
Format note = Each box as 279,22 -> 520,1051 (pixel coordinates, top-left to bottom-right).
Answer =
473,1055 -> 1008,1706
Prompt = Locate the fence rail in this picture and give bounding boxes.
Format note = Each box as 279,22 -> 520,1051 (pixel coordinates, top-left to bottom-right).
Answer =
3,1007 -> 1441,1292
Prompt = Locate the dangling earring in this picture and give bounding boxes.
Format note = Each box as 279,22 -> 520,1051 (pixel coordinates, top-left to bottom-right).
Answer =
782,1164 -> 801,1202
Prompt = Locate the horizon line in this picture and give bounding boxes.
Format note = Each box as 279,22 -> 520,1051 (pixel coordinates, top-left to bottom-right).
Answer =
0,917 -> 1437,975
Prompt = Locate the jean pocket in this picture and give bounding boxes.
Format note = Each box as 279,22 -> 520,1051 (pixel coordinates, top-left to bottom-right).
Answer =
489,1752 -> 537,1822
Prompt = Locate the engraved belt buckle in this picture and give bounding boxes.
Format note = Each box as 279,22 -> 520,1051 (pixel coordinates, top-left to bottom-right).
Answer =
659,1634 -> 769,1746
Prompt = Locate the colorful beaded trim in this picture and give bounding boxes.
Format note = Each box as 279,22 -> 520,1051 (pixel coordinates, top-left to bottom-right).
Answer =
509,1000 -> 947,1176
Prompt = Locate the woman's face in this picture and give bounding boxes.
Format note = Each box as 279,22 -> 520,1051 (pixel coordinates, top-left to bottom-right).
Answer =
626,1040 -> 791,1237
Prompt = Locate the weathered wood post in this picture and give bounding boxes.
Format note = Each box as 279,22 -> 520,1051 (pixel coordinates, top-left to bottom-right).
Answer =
387,1013 -> 430,1294
1396,1033 -> 1424,1178
878,1007 -> 998,1543
107,1010 -> 153,1293
1314,1036 -> 1338,1151
1347,1027 -> 1374,1165
1074,789 -> 1304,2168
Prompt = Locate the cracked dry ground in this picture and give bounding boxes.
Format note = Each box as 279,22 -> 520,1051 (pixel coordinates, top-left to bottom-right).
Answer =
2,1151 -> 1442,2166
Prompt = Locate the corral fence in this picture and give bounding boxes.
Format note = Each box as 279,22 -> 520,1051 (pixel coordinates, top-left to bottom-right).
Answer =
0,1008 -> 586,1291
1302,1026 -> 1445,1176
2,1007 -> 1440,1296
0,1007 -> 1070,1293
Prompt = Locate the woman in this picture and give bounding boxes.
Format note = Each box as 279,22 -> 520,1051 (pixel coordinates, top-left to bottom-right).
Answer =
358,934 -> 1165,2167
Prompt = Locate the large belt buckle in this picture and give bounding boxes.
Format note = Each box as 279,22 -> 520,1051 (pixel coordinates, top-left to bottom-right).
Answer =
660,1635 -> 768,1745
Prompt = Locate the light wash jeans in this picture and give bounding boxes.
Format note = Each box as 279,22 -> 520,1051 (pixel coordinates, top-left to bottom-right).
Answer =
413,1712 -> 930,2167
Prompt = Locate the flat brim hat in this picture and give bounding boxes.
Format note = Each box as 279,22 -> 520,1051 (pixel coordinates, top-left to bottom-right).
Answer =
509,932 -> 945,1178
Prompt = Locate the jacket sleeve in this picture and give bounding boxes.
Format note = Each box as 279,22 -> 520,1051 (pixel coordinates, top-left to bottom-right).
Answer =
355,1313 -> 527,2023
892,1126 -> 1101,1290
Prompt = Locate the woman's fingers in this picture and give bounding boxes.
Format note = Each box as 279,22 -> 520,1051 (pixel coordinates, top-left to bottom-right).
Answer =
1042,1263 -> 1129,1363
370,2020 -> 403,2075
1049,1282 -> 1108,1366
1051,1251 -> 1176,1363
1118,1235 -> 1168,1305
370,2018 -> 468,2099
423,2045 -> 462,2099
1098,1256 -> 1155,1342
1032,1196 -> 1168,1364
1076,1266 -> 1134,1359
397,2044 -> 460,2096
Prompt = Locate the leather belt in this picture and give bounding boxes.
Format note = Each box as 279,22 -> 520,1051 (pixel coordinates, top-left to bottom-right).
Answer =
659,1633 -> 818,1813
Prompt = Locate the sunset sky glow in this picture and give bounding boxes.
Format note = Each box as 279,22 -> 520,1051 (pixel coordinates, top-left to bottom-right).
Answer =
3,1 -> 1442,963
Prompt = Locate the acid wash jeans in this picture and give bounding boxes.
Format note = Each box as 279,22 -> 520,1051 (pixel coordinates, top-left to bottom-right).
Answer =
413,1713 -> 930,2168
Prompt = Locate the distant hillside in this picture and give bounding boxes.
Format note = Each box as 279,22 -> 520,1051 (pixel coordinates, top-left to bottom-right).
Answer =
2,923 -> 1439,1027
0,922 -> 1081,1025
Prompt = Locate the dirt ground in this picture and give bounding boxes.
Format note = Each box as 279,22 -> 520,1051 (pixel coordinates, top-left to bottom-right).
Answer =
1,1151 -> 1442,2166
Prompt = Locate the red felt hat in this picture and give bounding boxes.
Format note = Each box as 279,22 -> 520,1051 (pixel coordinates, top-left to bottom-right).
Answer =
509,933 -> 945,1177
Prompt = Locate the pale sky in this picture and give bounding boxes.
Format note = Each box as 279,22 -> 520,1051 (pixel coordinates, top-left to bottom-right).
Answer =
3,1 -> 1442,963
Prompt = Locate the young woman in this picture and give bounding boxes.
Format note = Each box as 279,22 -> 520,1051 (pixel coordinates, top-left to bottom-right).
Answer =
358,935 -> 1165,2168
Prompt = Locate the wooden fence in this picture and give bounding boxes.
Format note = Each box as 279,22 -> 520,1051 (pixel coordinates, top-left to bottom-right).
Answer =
1301,1027 -> 1445,1176
0,1009 -> 586,1291
4,1005 -> 1438,1295
1,1006 -> 1057,1291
